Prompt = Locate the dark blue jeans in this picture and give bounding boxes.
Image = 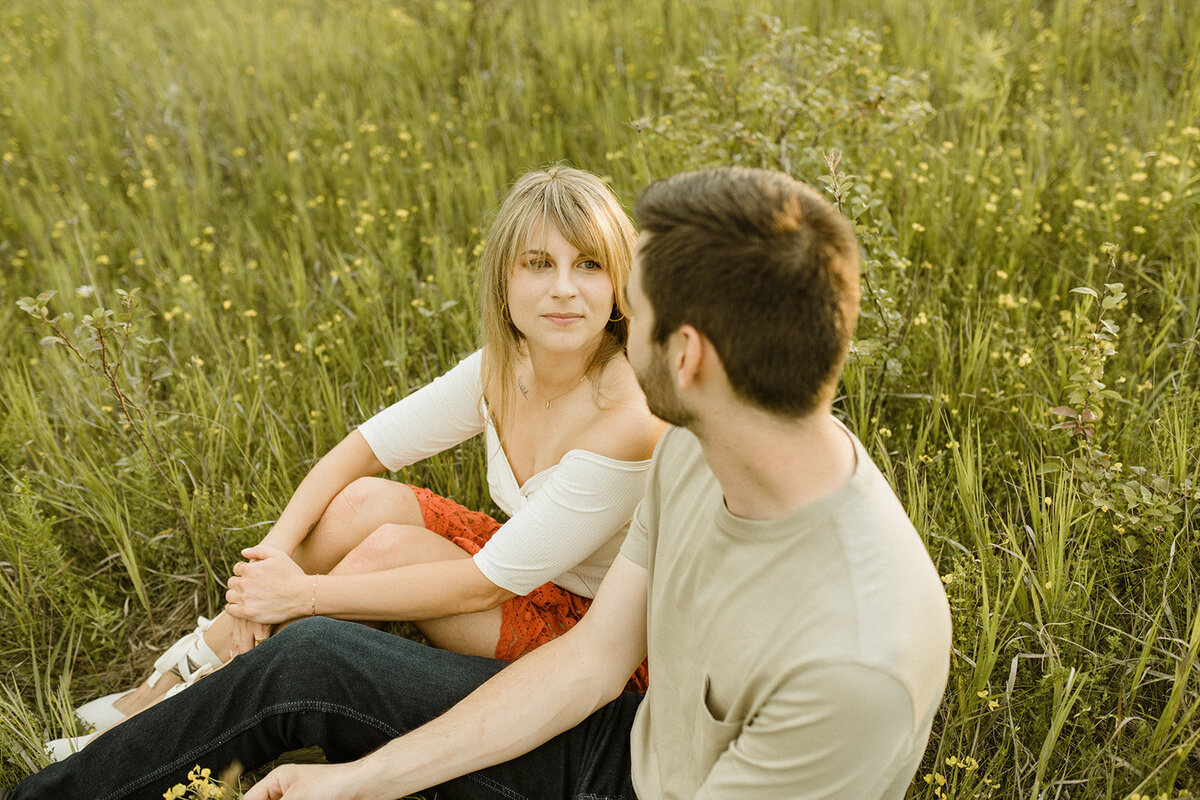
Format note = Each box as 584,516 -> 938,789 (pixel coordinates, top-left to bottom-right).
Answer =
13,617 -> 641,799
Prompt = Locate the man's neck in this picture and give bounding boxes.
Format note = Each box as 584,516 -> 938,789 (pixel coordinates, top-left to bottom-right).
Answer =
693,407 -> 856,521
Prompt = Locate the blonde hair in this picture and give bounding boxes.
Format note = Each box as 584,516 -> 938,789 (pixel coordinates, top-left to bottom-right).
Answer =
479,166 -> 636,431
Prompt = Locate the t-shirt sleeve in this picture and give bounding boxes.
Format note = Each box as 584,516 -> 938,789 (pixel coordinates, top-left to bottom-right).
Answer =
695,664 -> 917,799
472,451 -> 651,596
620,491 -> 653,570
619,426 -> 677,569
356,350 -> 486,471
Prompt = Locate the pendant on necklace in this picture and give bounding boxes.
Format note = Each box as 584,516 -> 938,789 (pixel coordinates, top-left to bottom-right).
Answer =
534,373 -> 585,410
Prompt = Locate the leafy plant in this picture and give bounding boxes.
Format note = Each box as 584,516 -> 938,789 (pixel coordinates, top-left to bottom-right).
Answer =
1048,245 -> 1187,555
16,288 -> 188,535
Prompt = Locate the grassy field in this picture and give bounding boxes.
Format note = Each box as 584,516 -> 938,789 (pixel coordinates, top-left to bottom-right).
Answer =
1,0 -> 1198,796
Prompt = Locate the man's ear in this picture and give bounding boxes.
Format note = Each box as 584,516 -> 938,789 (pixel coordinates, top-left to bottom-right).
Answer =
673,324 -> 706,390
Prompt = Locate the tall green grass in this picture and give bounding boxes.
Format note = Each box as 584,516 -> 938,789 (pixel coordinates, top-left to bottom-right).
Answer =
2,0 -> 1198,796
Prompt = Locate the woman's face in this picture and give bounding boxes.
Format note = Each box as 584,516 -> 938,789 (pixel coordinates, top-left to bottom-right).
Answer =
506,220 -> 615,358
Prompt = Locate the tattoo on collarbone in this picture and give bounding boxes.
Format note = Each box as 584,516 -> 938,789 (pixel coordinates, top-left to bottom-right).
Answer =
517,375 -> 529,399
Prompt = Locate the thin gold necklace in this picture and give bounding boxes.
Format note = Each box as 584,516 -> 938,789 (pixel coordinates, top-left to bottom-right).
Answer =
520,374 -> 586,409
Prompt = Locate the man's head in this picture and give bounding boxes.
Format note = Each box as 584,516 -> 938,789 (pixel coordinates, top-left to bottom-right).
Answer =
629,167 -> 860,422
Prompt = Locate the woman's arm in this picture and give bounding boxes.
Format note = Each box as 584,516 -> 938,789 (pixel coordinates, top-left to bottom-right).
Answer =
225,353 -> 486,654
228,546 -> 513,623
258,351 -> 486,555
227,452 -> 651,624
230,354 -> 656,626
472,450 -> 651,597
257,430 -> 386,555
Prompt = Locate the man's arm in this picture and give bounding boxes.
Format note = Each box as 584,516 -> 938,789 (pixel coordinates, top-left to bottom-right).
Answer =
245,554 -> 649,800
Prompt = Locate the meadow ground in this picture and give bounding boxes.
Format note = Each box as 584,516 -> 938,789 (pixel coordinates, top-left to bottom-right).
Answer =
1,0 -> 1198,796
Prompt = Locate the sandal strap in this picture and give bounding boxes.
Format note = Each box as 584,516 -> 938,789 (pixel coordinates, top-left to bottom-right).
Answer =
163,662 -> 216,700
147,616 -> 219,688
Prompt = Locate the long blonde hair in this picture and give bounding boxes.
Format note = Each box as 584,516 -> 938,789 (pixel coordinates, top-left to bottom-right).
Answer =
478,166 -> 637,431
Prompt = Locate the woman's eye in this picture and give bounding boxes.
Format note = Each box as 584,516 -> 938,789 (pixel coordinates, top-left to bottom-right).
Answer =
524,258 -> 551,270
579,259 -> 603,271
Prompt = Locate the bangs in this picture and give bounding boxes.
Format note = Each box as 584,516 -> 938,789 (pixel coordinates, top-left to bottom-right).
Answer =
485,165 -> 634,307
542,189 -> 628,273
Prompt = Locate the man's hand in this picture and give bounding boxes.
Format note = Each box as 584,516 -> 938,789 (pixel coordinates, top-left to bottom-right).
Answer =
226,545 -> 309,626
242,555 -> 647,800
244,763 -> 370,800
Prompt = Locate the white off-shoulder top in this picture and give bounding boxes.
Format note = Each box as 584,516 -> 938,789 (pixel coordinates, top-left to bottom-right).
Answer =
357,350 -> 651,598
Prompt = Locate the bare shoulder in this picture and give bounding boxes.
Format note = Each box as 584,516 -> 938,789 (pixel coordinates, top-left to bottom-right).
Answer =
576,357 -> 668,463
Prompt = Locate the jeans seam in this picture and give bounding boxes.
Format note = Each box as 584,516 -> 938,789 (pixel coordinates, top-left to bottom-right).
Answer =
457,771 -> 626,799
464,770 -> 530,800
98,700 -> 403,800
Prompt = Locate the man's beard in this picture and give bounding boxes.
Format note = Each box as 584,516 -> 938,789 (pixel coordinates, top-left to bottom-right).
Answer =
635,346 -> 696,429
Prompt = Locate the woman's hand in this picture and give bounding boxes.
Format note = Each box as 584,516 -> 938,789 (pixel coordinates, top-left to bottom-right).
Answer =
225,612 -> 273,659
226,545 -> 310,626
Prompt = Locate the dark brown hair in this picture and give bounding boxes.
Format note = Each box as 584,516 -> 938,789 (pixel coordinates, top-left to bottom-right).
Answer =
633,167 -> 860,418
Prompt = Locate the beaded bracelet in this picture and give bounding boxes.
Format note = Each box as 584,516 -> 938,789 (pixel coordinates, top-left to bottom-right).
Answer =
311,574 -> 320,616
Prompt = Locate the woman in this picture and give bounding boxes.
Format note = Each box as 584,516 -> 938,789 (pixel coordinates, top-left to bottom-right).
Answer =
55,166 -> 664,756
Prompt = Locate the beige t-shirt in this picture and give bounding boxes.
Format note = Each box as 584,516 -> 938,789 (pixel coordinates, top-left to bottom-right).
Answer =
620,424 -> 951,799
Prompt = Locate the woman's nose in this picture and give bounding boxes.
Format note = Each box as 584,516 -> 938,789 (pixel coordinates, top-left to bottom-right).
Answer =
550,265 -> 578,298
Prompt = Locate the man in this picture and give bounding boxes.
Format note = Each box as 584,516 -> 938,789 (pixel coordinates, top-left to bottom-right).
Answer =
13,167 -> 951,799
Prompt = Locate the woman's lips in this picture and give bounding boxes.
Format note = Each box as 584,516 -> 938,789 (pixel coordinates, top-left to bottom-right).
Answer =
544,313 -> 582,326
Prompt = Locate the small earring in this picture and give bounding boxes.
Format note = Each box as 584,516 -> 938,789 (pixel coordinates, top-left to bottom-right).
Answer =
608,308 -> 625,323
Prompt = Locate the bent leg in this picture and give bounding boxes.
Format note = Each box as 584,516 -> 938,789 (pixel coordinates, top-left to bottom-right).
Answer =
289,477 -> 425,575
190,478 -> 426,659
15,618 -> 507,800
328,523 -> 503,657
110,479 -> 424,719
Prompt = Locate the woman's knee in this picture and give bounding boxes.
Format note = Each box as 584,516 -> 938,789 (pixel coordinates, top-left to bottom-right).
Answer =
336,523 -> 421,572
326,477 -> 399,524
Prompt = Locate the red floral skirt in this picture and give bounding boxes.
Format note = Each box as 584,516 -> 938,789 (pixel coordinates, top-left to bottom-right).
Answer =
411,485 -> 648,692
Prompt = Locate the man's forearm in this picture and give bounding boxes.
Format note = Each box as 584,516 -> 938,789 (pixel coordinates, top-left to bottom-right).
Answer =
345,631 -> 620,798
343,552 -> 651,797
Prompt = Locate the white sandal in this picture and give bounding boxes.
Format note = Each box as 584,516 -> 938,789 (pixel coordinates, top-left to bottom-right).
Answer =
74,689 -> 133,730
74,615 -> 224,729
44,731 -> 96,762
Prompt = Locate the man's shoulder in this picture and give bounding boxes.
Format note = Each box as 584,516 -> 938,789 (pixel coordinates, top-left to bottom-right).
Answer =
648,426 -> 713,493
654,425 -> 703,464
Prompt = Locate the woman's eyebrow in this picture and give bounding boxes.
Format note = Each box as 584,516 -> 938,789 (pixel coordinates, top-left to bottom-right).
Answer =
519,249 -> 594,260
